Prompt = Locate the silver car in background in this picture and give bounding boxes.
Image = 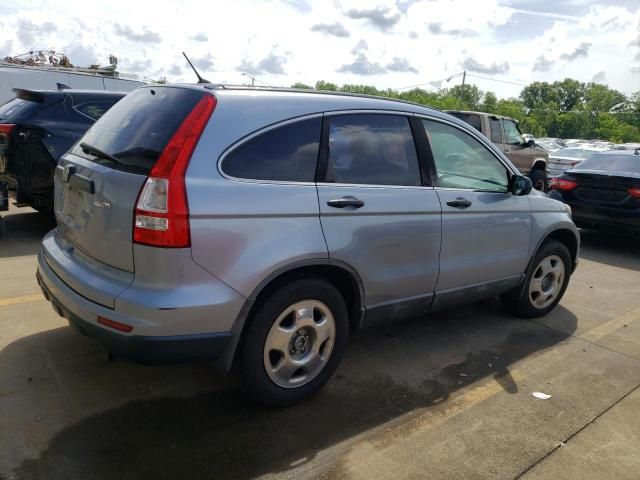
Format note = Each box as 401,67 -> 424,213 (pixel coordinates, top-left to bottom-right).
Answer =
37,85 -> 579,405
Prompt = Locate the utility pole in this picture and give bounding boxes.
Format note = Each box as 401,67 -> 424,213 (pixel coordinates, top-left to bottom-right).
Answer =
460,70 -> 466,108
241,72 -> 256,86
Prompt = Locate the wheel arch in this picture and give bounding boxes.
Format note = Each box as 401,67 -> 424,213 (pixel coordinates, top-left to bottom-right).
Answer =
215,259 -> 365,373
530,228 -> 579,273
531,159 -> 547,171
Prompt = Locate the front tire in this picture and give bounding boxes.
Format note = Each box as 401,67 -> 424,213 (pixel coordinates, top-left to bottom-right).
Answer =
501,239 -> 571,318
241,277 -> 349,406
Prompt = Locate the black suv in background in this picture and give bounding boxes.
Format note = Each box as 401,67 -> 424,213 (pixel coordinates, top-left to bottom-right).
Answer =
0,88 -> 126,215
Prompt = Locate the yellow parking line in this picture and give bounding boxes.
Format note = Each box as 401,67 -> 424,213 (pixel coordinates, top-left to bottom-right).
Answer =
0,293 -> 44,307
581,305 -> 640,342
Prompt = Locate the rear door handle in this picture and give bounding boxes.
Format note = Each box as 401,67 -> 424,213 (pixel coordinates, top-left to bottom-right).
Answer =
446,198 -> 472,208
327,196 -> 365,208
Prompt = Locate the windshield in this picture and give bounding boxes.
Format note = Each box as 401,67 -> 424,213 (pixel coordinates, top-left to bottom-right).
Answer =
574,153 -> 640,175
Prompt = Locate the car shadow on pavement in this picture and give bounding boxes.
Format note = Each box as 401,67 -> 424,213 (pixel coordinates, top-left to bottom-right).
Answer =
579,229 -> 640,271
2,300 -> 577,480
0,210 -> 55,259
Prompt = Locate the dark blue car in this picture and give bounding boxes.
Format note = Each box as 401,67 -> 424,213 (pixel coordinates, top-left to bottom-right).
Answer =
0,88 -> 125,214
549,149 -> 640,235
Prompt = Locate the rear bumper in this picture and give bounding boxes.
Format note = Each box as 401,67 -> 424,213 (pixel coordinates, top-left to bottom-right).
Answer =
548,192 -> 640,233
37,246 -> 241,365
572,206 -> 640,233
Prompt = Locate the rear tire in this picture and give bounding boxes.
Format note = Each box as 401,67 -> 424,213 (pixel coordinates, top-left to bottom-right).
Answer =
501,239 -> 571,318
241,277 -> 349,407
528,168 -> 547,192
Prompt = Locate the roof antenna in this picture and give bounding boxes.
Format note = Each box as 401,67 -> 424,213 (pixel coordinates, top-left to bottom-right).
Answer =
182,52 -> 210,84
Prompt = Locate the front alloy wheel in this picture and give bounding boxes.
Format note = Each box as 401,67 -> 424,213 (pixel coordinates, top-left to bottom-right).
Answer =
528,254 -> 565,310
501,239 -> 572,318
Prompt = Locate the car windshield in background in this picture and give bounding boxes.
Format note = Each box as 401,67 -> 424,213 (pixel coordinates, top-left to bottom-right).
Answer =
553,148 -> 598,159
71,87 -> 205,175
574,153 -> 640,175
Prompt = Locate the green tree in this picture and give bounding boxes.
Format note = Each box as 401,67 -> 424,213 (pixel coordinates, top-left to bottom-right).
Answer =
291,82 -> 313,89
315,80 -> 338,91
481,91 -> 498,113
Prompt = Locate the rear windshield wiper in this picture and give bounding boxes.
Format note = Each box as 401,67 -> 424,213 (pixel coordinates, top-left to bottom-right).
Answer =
80,142 -> 123,165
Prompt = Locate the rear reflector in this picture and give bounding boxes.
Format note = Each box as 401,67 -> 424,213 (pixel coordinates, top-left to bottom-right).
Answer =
628,187 -> 640,198
98,316 -> 134,333
549,178 -> 578,191
133,94 -> 216,248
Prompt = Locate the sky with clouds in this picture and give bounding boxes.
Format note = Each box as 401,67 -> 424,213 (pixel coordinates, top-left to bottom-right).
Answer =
0,0 -> 639,98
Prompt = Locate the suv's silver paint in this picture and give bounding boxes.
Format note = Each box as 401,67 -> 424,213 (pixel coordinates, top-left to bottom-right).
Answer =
37,86 -> 579,370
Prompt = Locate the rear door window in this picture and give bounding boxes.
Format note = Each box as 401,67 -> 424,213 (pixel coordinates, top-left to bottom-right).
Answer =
71,87 -> 205,175
490,118 -> 503,144
326,114 -> 421,186
221,117 -> 321,182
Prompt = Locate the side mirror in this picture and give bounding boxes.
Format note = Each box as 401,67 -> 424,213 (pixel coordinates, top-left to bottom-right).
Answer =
524,139 -> 535,148
511,175 -> 532,196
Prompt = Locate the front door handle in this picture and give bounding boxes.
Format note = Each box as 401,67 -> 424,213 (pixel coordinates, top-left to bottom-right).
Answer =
446,198 -> 472,208
327,196 -> 365,208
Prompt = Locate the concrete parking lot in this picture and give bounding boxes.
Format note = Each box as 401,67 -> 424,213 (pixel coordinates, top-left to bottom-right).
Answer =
1,204 -> 640,480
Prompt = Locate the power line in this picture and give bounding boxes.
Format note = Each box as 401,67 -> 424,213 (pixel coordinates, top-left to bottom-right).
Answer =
397,72 -> 464,90
464,73 -> 527,86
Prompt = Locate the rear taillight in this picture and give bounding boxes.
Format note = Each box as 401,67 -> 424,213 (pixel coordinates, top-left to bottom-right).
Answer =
0,124 -> 15,141
628,187 -> 640,198
549,178 -> 578,191
133,95 -> 216,248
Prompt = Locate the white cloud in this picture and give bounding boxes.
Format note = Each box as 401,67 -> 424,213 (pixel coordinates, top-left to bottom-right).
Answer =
0,0 -> 637,96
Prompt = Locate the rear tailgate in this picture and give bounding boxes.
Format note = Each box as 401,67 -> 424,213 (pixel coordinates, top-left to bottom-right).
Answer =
52,86 -> 207,279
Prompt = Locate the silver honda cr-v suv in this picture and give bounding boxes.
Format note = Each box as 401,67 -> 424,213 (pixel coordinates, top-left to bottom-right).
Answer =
37,84 -> 579,406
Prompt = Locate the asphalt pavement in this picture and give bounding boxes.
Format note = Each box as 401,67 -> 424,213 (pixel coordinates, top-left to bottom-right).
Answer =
1,204 -> 639,480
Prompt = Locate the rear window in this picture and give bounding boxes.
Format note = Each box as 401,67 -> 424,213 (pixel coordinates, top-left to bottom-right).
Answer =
574,154 -> 640,174
554,148 -> 597,159
72,87 -> 205,174
448,113 -> 482,132
221,117 -> 321,182
0,98 -> 39,123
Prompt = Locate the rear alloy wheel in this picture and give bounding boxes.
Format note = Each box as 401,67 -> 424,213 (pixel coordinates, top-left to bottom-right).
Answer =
501,239 -> 571,318
263,300 -> 336,388
241,277 -> 348,406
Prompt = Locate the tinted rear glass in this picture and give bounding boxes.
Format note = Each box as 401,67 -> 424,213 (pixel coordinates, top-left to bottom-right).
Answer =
71,87 -> 205,174
575,154 -> 640,174
222,117 -> 321,182
448,113 -> 482,132
0,98 -> 39,123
